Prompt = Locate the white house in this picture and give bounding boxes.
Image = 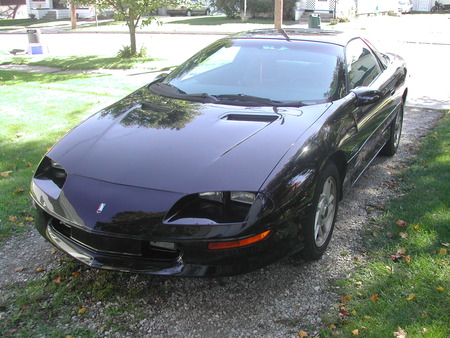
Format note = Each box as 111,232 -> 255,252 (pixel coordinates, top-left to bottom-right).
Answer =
27,0 -> 97,20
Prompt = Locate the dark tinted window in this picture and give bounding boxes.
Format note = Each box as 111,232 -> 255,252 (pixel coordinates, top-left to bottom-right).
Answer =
346,39 -> 381,89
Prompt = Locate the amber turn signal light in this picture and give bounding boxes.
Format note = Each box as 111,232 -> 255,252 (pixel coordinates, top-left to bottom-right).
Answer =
207,230 -> 272,250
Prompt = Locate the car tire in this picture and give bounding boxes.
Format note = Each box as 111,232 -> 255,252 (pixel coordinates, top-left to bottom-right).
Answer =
380,103 -> 403,156
205,9 -> 211,15
302,163 -> 339,260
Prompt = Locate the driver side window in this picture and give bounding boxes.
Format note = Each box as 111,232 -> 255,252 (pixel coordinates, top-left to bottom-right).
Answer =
346,39 -> 382,90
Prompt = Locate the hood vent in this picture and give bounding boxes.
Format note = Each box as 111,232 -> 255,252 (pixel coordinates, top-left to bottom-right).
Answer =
221,113 -> 280,123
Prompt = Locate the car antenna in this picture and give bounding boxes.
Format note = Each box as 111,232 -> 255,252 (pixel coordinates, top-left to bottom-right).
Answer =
278,28 -> 291,41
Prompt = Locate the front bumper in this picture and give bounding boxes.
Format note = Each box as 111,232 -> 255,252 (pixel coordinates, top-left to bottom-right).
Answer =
33,202 -> 302,277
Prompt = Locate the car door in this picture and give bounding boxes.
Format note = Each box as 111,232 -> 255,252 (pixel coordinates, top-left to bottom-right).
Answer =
344,38 -> 398,183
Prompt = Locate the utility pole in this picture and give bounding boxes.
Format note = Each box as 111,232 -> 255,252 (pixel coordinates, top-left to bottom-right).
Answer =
274,0 -> 283,29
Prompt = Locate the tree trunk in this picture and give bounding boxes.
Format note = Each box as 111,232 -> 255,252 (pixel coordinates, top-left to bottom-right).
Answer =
70,1 -> 77,30
274,0 -> 283,29
12,5 -> 20,19
128,10 -> 137,55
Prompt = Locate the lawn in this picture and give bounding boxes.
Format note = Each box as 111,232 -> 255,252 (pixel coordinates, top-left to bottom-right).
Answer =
0,60 -> 154,239
319,112 -> 450,337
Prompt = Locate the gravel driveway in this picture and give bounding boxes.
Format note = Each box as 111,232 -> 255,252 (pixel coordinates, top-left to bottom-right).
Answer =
0,106 -> 443,336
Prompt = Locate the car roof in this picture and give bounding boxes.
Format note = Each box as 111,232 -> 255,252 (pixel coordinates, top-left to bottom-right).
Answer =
229,28 -> 356,47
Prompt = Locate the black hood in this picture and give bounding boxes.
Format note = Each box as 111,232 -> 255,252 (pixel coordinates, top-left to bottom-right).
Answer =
47,87 -> 330,194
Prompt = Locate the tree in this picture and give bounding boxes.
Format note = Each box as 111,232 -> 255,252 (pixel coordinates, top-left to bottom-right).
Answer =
92,0 -> 175,56
70,0 -> 77,29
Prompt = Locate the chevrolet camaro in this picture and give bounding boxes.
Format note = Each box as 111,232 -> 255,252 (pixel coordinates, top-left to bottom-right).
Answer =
31,29 -> 407,276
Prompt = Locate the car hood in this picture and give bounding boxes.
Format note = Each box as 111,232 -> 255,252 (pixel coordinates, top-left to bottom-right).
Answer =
47,87 -> 330,194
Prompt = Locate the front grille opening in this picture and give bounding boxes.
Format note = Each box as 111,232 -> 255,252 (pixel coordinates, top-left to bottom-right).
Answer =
49,217 -> 181,261
50,218 -> 71,238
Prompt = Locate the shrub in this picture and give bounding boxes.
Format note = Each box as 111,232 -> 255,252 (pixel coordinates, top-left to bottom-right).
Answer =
116,45 -> 147,58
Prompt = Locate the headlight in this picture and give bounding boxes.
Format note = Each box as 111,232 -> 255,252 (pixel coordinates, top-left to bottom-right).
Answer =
34,156 -> 67,189
198,191 -> 256,205
165,191 -> 261,225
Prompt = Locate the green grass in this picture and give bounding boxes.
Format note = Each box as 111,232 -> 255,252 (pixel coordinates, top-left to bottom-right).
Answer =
0,69 -> 148,239
320,112 -> 450,337
1,55 -> 160,70
0,18 -> 39,26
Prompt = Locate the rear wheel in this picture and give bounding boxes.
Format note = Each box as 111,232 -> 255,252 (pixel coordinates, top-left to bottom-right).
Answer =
302,163 -> 339,260
381,104 -> 403,156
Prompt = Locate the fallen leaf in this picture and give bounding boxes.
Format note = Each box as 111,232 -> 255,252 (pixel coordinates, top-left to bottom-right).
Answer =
438,248 -> 447,255
413,224 -> 420,230
51,248 -> 57,255
442,243 -> 450,247
0,170 -> 13,177
71,271 -> 80,276
78,307 -> 87,315
13,187 -> 25,195
351,310 -> 357,315
363,315 -> 372,319
329,324 -> 336,330
339,309 -> 350,317
393,326 -> 407,338
53,276 -> 63,284
404,255 -> 411,264
25,217 -> 34,222
26,162 -> 33,167
390,252 -> 405,261
352,329 -> 360,336
35,267 -> 45,273
396,220 -> 407,227
421,313 -> 427,318
340,294 -> 351,303
8,215 -> 18,223
399,232 -> 408,239
15,267 -> 24,272
397,248 -> 407,254
436,287 -> 444,292
370,294 -> 379,301
422,328 -> 428,334
405,293 -> 415,301
298,330 -> 308,337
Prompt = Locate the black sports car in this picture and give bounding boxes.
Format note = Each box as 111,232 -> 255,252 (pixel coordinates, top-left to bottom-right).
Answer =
31,29 -> 407,276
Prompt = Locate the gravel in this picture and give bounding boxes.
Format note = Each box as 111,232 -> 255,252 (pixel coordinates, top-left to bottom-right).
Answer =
0,106 -> 443,336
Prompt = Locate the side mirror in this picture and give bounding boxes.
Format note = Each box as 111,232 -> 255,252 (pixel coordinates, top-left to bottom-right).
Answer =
350,87 -> 382,107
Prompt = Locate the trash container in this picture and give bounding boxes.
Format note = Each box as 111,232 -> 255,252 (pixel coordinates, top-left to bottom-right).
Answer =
27,29 -> 41,44
308,14 -> 321,29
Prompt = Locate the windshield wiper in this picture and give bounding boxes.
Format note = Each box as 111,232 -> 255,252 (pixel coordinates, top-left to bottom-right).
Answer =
215,94 -> 305,107
183,93 -> 219,103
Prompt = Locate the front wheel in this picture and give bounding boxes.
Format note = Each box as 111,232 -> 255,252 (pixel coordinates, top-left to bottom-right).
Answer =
381,104 -> 403,156
302,163 -> 340,260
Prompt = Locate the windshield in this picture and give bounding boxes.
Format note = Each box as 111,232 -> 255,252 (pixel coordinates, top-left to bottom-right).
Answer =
151,38 -> 345,106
